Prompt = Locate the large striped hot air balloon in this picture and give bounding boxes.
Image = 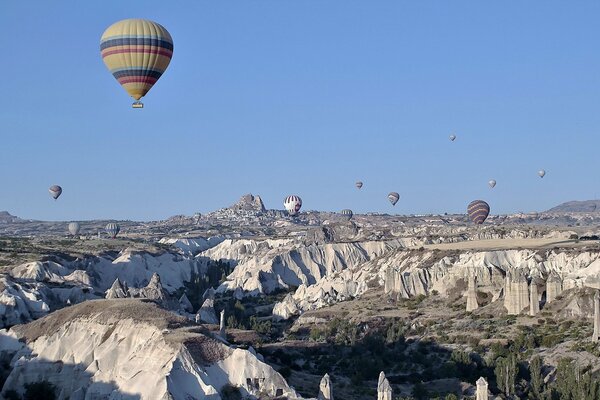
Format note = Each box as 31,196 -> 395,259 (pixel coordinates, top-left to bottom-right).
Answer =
105,223 -> 120,238
100,19 -> 173,108
68,222 -> 80,236
356,181 -> 363,189
467,200 -> 490,225
388,192 -> 400,206
341,209 -> 353,221
284,195 -> 302,216
49,185 -> 62,200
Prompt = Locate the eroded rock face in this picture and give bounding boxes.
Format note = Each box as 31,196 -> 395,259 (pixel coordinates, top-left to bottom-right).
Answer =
0,300 -> 300,400
105,278 -> 128,299
377,371 -> 393,400
504,270 -> 529,315
318,373 -> 333,400
231,194 -> 266,213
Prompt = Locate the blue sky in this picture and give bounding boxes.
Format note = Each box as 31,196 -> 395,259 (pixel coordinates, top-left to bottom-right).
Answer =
1,1 -> 599,221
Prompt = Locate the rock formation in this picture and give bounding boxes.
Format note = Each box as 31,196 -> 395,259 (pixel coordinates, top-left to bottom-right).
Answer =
178,293 -> 193,313
529,280 -> 540,316
220,309 -> 226,338
318,373 -> 333,400
129,273 -> 167,301
105,278 -> 128,299
230,194 -> 266,212
504,270 -> 529,315
377,371 -> 393,400
593,290 -> 600,342
476,377 -> 489,400
0,300 -> 299,400
466,275 -> 479,312
546,271 -> 563,303
198,296 -> 219,325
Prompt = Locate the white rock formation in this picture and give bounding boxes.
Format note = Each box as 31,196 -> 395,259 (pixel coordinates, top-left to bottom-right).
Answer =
504,270 -> 529,315
105,278 -> 128,299
546,271 -> 563,303
529,280 -> 540,316
129,272 -> 167,301
198,297 -> 218,325
377,371 -> 393,400
476,377 -> 489,400
318,373 -> 333,400
220,310 -> 226,338
466,275 -> 479,312
159,236 -> 225,256
0,300 -> 300,400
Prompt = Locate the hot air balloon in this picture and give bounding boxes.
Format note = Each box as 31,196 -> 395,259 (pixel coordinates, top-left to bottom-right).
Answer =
68,222 -> 80,236
356,181 -> 363,190
467,200 -> 490,225
100,19 -> 173,108
284,195 -> 302,216
49,185 -> 62,200
388,192 -> 400,206
489,180 -> 496,188
449,134 -> 456,141
341,209 -> 353,221
105,223 -> 120,238
538,170 -> 546,178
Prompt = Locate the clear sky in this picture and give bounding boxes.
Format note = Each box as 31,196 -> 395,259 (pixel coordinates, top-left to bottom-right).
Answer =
1,1 -> 599,221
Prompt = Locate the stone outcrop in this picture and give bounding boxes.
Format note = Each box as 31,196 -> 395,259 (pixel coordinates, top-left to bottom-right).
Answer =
220,310 -> 226,338
504,270 -> 529,315
129,273 -> 167,301
0,300 -> 300,400
529,280 -> 540,316
198,297 -> 219,325
476,377 -> 489,400
377,371 -> 393,400
305,222 -> 359,244
105,278 -> 128,299
178,293 -> 193,313
318,373 -> 333,400
546,271 -> 563,303
230,194 -> 266,212
466,275 -> 479,312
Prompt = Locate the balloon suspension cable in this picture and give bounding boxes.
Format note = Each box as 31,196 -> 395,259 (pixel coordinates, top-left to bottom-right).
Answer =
132,101 -> 144,109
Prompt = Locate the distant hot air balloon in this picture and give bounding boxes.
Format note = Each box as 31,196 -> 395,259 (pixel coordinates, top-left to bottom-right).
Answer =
68,222 -> 80,236
538,170 -> 546,178
467,200 -> 490,225
100,19 -> 173,108
49,185 -> 62,200
284,195 -> 302,216
489,180 -> 496,188
105,223 -> 120,238
341,209 -> 353,221
449,134 -> 456,142
388,192 -> 400,206
356,181 -> 363,190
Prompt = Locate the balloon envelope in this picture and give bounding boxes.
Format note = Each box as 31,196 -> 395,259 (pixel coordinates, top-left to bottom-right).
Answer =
105,223 -> 120,238
489,180 -> 496,188
388,192 -> 400,206
538,170 -> 546,178
467,200 -> 490,224
100,19 -> 173,103
49,185 -> 62,200
449,134 -> 456,141
356,181 -> 363,189
341,209 -> 353,221
284,195 -> 302,216
68,222 -> 80,236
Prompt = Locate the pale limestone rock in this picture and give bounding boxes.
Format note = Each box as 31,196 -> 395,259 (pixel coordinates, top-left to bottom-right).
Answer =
476,377 -> 489,400
377,371 -> 393,400
318,373 -> 333,400
466,275 -> 479,312
220,310 -> 226,338
179,293 -> 193,313
504,270 -> 529,315
198,297 -> 218,325
105,278 -> 128,299
529,280 -> 540,316
546,271 -> 563,303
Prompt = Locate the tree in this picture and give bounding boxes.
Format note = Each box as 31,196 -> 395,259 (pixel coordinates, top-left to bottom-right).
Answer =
24,381 -> 56,400
529,356 -> 544,398
494,355 -> 517,396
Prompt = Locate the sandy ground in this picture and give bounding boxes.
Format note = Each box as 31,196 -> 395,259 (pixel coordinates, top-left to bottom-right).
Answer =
417,238 -> 597,251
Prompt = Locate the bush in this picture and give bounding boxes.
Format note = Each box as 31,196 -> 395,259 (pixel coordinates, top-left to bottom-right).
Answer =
24,381 -> 56,400
220,384 -> 242,400
4,390 -> 20,400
